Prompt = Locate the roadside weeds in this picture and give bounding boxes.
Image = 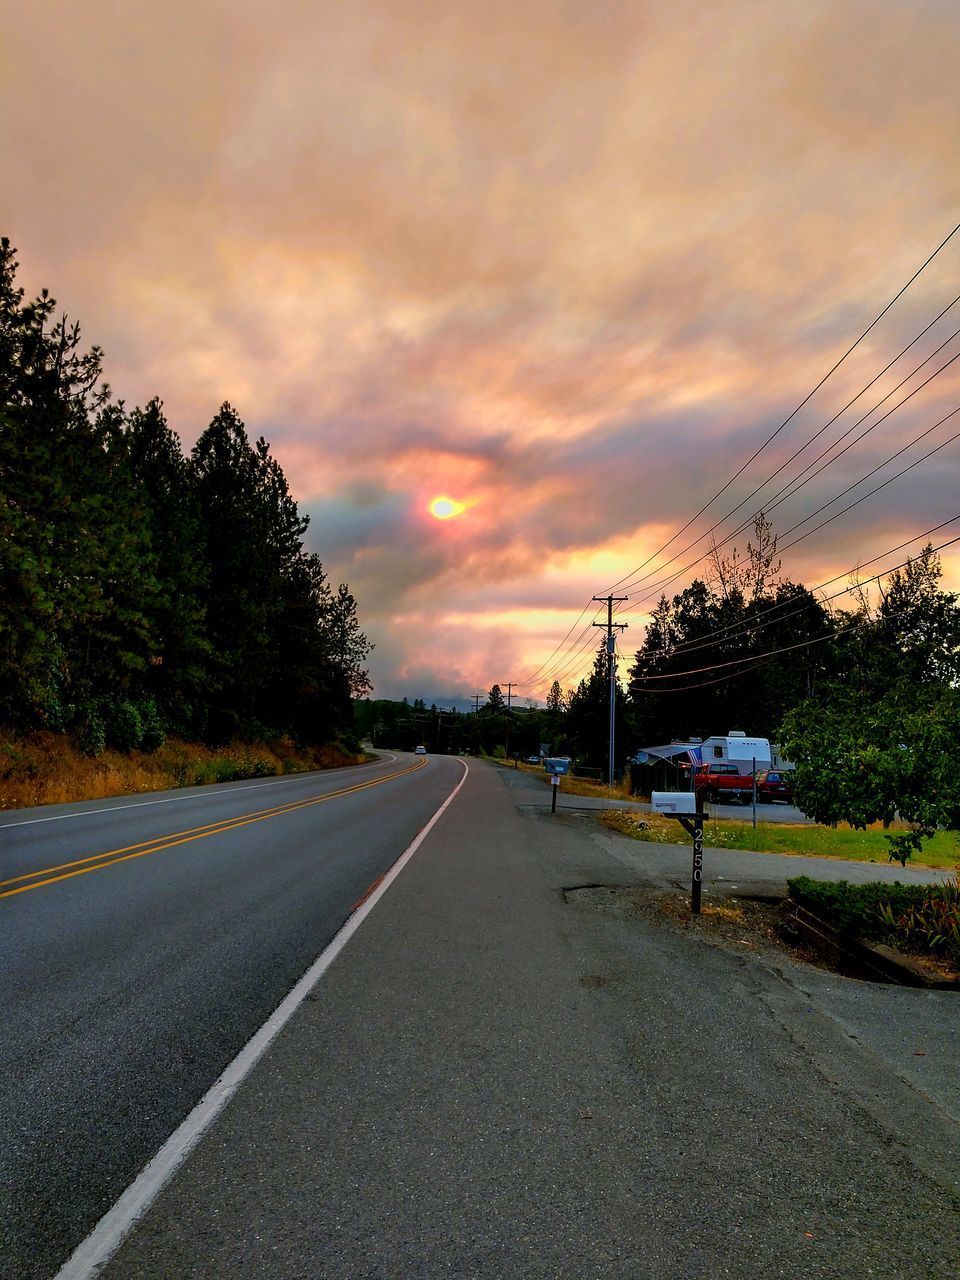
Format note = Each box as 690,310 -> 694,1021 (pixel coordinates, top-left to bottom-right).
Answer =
0,730 -> 368,810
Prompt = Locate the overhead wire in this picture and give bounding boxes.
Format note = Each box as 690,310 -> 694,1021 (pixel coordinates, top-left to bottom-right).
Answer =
516,596 -> 603,687
597,220 -> 960,598
529,401 -> 960,694
615,334 -> 960,619
612,390 -> 960,636
655,516 -> 960,660
516,222 -> 960,695
629,529 -> 960,688
535,619 -> 609,693
778,411 -> 960,549
609,294 -> 960,604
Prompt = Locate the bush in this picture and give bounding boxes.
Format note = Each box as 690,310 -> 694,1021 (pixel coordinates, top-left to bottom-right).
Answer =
139,699 -> 166,752
75,704 -> 106,757
788,875 -> 960,961
104,700 -> 143,752
788,877 -> 924,938
878,879 -> 960,963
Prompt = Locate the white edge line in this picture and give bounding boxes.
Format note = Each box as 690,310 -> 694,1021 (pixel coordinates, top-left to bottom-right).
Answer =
0,754 -> 399,830
53,757 -> 469,1280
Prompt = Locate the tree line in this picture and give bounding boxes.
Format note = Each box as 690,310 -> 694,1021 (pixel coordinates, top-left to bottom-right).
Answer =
552,518 -> 960,860
0,237 -> 371,754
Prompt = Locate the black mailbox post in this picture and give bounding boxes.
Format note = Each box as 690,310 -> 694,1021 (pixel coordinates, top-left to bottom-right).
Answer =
651,793 -> 709,914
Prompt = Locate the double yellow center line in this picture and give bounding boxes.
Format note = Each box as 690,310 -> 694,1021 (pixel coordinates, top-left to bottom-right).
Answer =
0,759 -> 428,901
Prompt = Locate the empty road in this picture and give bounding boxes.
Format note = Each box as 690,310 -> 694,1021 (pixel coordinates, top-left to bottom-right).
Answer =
0,752 -> 464,1279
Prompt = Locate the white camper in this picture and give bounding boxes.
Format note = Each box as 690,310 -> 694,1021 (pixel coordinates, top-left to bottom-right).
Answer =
699,731 -> 771,776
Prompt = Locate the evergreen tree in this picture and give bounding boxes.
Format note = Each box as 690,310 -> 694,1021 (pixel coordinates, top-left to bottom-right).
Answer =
0,238 -> 153,740
487,684 -> 504,712
546,680 -> 566,713
122,398 -> 210,732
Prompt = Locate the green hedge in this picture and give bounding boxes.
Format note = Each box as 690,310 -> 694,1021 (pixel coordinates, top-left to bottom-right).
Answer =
788,875 -> 960,963
787,877 -> 931,942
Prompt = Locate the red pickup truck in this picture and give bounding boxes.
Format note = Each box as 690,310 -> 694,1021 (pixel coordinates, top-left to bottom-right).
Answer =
694,763 -> 755,804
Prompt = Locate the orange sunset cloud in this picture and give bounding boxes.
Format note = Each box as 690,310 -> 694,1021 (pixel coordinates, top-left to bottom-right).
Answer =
3,1 -> 960,700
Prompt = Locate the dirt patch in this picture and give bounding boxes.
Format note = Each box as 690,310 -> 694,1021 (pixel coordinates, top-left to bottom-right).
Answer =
579,974 -> 612,989
565,884 -> 819,969
565,884 -> 960,985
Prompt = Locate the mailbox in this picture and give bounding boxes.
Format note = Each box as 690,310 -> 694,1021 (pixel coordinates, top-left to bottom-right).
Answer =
651,791 -> 697,815
543,757 -> 571,776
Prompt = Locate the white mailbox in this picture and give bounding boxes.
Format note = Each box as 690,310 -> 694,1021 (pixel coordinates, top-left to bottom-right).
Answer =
651,791 -> 697,816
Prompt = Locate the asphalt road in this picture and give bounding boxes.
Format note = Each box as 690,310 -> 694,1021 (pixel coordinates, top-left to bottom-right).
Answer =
0,751 -> 465,1280
511,766 -> 813,823
93,758 -> 958,1280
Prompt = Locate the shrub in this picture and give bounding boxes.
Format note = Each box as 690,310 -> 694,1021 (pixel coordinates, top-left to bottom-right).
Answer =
788,877 -> 925,938
878,878 -> 960,963
139,700 -> 166,752
789,875 -> 960,961
75,705 -> 106,757
104,700 -> 143,752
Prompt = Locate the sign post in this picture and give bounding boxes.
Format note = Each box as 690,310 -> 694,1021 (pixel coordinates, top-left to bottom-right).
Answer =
651,792 -> 709,915
551,773 -> 559,813
678,812 -> 705,914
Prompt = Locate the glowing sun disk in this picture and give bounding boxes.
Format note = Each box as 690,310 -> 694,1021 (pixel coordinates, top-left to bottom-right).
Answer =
429,496 -> 466,520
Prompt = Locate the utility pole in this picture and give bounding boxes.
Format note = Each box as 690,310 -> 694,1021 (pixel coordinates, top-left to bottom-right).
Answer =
502,682 -> 515,759
593,596 -> 628,788
471,694 -> 483,716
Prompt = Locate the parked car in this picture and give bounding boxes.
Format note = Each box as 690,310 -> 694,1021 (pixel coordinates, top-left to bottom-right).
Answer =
694,763 -> 754,804
755,769 -> 792,803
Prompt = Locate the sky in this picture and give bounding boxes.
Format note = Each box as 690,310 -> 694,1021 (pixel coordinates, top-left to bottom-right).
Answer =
3,0 -> 960,704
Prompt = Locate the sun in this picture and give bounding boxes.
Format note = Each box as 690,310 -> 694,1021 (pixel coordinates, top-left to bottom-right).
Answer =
429,495 -> 466,520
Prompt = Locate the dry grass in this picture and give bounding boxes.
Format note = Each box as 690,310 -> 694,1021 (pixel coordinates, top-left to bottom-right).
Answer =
0,731 -> 363,811
512,760 -> 636,802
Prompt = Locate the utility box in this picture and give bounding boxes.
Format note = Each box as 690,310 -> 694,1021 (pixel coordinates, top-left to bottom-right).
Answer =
651,791 -> 697,815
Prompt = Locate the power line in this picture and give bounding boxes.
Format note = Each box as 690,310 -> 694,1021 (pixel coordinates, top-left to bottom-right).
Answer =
778,411 -> 960,550
515,606 -> 606,692
522,226 -> 960,689
615,315 -> 960,605
519,224 -> 960,697
534,622 -> 609,695
615,392 -> 960,630
616,332 -> 960,616
518,597 -> 600,687
658,516 -> 960,660
629,529 -> 960,687
540,406 -> 959,697
599,220 -> 960,598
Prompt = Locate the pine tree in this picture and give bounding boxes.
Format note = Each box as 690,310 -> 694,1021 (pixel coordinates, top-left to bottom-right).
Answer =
123,399 -> 210,732
487,684 -> 504,711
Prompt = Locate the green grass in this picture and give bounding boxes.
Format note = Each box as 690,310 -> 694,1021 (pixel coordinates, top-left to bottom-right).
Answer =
599,809 -> 960,870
